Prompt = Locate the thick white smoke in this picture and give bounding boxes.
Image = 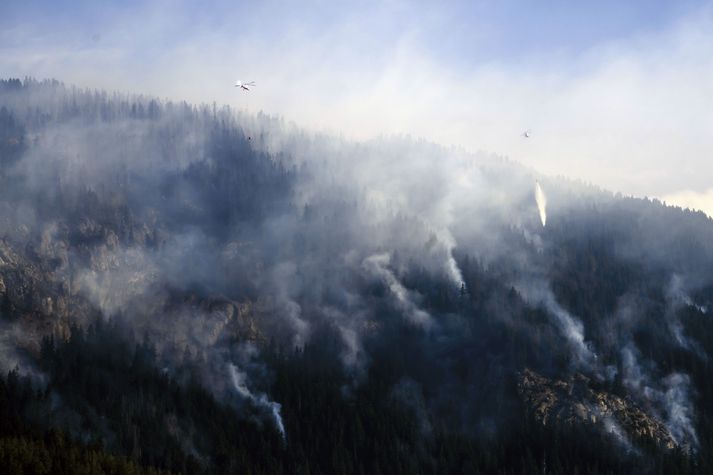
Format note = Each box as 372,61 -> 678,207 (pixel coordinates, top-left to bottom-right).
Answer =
516,281 -> 597,369
228,363 -> 286,441
362,253 -> 433,329
602,416 -> 636,454
621,343 -> 699,452
268,261 -> 311,350
535,181 -> 547,227
663,373 -> 699,450
665,275 -> 706,354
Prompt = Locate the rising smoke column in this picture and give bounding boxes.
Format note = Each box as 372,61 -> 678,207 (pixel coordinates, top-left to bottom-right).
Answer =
665,274 -> 708,354
228,363 -> 286,441
362,253 -> 433,329
535,180 -> 547,227
621,343 -> 699,452
515,281 -> 597,369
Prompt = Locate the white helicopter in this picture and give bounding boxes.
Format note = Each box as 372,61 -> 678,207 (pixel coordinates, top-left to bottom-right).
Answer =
521,129 -> 532,138
235,80 -> 256,91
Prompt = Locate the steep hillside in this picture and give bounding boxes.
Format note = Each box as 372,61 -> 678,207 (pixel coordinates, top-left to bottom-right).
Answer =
1,78 -> 713,473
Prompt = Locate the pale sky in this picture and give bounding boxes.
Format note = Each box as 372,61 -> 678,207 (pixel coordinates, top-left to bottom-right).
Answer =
2,0 -> 713,213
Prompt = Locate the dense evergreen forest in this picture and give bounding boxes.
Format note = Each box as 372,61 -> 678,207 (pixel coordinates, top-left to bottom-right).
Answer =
2,78 -> 713,473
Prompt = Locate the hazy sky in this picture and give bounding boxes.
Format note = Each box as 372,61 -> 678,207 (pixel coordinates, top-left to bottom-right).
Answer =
2,0 -> 713,213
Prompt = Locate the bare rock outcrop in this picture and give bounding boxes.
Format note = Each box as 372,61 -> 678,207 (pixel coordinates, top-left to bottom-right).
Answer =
518,368 -> 676,450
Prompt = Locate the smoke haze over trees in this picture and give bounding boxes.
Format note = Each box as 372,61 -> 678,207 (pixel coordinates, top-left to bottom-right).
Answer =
2,78 -> 713,473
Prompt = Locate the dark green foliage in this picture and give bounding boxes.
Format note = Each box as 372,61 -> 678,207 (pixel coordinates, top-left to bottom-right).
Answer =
3,77 -> 713,473
0,105 -> 26,170
0,370 -> 171,474
0,319 -> 695,474
37,321 -> 284,474
0,433 -> 169,475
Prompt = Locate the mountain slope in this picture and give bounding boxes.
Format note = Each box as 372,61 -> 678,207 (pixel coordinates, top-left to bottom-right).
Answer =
1,77 -> 713,473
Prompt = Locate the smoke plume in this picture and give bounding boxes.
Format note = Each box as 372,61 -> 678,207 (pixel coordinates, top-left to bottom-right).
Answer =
228,362 -> 286,441
2,79 -> 713,461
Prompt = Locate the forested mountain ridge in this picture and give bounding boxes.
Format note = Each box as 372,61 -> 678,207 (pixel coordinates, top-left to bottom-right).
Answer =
1,77 -> 713,473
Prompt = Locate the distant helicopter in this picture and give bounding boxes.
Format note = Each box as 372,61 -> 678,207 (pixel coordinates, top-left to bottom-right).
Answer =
235,80 -> 255,91
521,129 -> 532,138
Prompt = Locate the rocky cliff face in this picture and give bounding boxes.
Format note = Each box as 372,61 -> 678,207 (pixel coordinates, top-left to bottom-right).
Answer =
518,368 -> 676,450
0,214 -> 264,359
0,235 -> 94,348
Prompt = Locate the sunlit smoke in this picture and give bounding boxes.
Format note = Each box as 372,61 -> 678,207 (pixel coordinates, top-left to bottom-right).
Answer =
228,363 -> 286,441
430,229 -> 464,287
445,248 -> 465,288
602,417 -> 636,453
268,262 -> 312,350
516,282 -> 596,369
665,275 -> 706,354
621,343 -> 699,452
362,253 -> 432,329
663,373 -> 699,451
668,274 -> 708,315
4,78 -> 713,462
535,181 -> 547,227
